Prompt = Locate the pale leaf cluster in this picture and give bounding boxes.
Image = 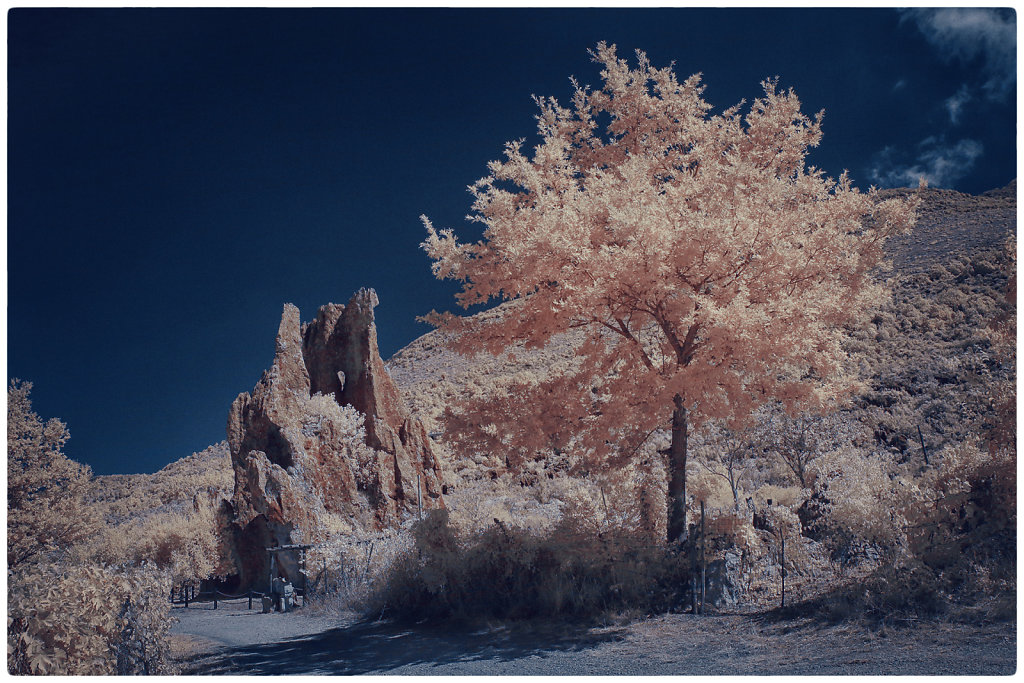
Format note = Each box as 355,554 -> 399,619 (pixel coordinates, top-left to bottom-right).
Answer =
8,562 -> 173,675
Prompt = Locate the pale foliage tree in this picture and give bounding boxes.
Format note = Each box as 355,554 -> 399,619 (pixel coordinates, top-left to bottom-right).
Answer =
422,43 -> 919,543
7,381 -> 173,675
7,380 -> 100,569
692,421 -> 754,512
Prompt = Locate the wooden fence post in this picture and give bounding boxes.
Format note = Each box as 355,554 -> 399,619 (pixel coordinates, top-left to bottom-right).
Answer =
269,553 -> 276,594
918,425 -> 930,465
248,591 -> 253,610
691,573 -> 698,615
417,474 -> 422,520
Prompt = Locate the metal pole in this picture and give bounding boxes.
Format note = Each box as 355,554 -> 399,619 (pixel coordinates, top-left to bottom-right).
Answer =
363,541 -> 375,581
700,500 -> 706,615
248,591 -> 252,610
780,531 -> 786,609
690,534 -> 698,614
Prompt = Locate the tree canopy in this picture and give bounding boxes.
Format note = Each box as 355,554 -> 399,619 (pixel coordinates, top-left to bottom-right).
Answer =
8,380 -> 99,569
423,43 -> 918,542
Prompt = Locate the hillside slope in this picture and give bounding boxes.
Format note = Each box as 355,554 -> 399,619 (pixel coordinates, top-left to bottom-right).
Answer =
88,442 -> 233,525
880,181 -> 1015,274
387,182 -> 1016,474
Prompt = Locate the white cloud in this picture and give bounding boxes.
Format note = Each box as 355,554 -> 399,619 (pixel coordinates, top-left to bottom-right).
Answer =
944,84 -> 973,124
903,8 -> 1016,100
869,137 -> 984,189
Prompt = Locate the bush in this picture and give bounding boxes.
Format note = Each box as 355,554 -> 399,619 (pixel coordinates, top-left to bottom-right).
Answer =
367,510 -> 689,622
303,528 -> 414,615
84,489 -> 235,585
909,439 -> 1016,569
8,562 -> 174,675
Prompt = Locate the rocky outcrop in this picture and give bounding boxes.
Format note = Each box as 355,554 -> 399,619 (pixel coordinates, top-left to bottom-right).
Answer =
704,550 -> 743,608
226,289 -> 445,589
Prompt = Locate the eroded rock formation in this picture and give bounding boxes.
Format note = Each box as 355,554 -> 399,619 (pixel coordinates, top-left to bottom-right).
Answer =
226,288 -> 445,589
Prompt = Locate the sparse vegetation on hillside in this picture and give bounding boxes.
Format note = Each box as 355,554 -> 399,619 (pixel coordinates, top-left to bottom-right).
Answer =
82,442 -> 236,584
88,442 -> 232,524
846,246 -> 1014,463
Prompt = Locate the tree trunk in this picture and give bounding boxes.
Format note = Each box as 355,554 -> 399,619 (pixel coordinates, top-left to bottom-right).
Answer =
667,394 -> 689,544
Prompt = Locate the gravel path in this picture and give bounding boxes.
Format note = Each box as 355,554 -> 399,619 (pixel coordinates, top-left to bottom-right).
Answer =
171,602 -> 1015,675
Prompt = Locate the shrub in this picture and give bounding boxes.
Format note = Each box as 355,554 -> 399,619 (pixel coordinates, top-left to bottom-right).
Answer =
811,447 -> 910,557
909,439 -> 1016,568
84,491 -> 235,585
8,562 -> 174,675
367,510 -> 689,622
303,527 -> 414,615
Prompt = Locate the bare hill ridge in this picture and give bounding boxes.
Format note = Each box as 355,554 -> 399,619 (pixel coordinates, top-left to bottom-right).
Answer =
879,180 -> 1015,274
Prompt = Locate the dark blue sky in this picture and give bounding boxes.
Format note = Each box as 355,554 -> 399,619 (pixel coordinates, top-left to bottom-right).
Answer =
8,8 -> 1017,475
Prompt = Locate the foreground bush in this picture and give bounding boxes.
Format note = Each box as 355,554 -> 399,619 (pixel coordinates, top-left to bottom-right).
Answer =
367,510 -> 689,622
8,561 -> 174,675
7,382 -> 176,675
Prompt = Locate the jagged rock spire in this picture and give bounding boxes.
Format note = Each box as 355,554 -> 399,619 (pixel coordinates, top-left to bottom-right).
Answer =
226,289 -> 445,590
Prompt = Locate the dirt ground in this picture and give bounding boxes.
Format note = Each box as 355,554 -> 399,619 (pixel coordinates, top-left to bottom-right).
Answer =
170,600 -> 1016,675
